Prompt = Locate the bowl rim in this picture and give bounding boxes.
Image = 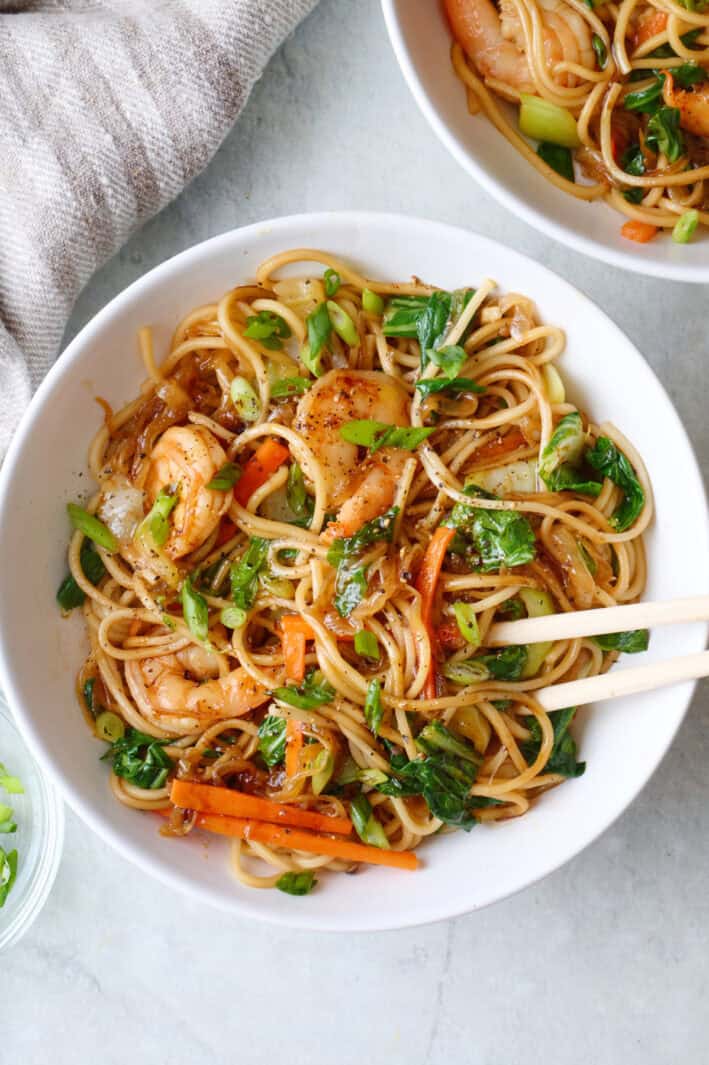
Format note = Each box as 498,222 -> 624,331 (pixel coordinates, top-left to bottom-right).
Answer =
0,210 -> 706,931
381,0 -> 709,284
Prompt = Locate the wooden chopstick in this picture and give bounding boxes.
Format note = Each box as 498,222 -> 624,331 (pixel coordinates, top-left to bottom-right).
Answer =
487,595 -> 709,648
536,649 -> 709,711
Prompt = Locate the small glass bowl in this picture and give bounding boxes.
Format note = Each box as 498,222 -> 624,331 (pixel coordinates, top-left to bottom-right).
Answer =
0,693 -> 64,952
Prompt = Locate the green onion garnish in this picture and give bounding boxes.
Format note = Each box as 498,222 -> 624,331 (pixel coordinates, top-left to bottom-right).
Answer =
95,711 -> 125,743
323,269 -> 341,297
220,605 -> 247,629
452,602 -> 482,649
206,462 -> 241,491
672,209 -> 699,244
362,288 -> 384,315
181,575 -> 210,644
354,629 -> 380,660
327,301 -> 359,346
230,377 -> 261,422
67,503 -> 117,552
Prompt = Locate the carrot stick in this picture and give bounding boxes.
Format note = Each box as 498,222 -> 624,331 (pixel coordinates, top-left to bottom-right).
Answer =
193,812 -> 420,870
170,779 -> 352,836
281,614 -> 315,684
234,438 -> 290,506
416,525 -> 456,700
621,220 -> 657,244
285,719 -> 303,779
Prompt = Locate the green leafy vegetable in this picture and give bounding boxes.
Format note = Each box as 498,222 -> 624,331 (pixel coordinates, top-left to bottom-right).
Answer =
622,144 -> 646,177
339,419 -> 434,453
272,669 -> 336,710
585,437 -> 644,531
230,537 -> 269,610
67,503 -> 117,552
0,847 -> 18,908
364,678 -> 383,736
270,376 -> 312,399
286,463 -> 314,527
537,142 -> 575,182
206,463 -> 241,492
648,29 -> 701,58
646,106 -> 684,162
427,344 -> 467,380
258,715 -> 287,766
443,645 -> 528,684
624,79 -> 665,113
354,630 -> 380,660
327,508 -> 398,618
415,376 -> 485,400
244,311 -> 291,350
181,575 -> 210,643
416,721 -> 482,765
382,291 -> 460,370
521,707 -> 585,778
519,94 -> 581,148
101,729 -> 173,789
276,870 -> 318,895
594,629 -> 649,653
56,539 -> 106,611
539,412 -> 602,496
350,793 -> 389,849
445,486 -> 536,571
323,268 -> 341,297
496,597 -> 525,620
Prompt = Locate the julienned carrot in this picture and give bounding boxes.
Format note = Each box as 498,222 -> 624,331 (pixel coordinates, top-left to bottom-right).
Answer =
285,719 -> 303,779
416,525 -> 456,699
281,615 -> 315,683
234,438 -> 290,506
621,220 -> 658,244
170,779 -> 352,836
193,812 -> 420,871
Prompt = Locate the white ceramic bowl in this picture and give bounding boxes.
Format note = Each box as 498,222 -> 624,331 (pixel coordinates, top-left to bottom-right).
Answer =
382,1 -> 709,283
0,212 -> 706,932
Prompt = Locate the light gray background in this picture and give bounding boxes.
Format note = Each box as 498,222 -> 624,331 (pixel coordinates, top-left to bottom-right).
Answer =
6,1 -> 709,1061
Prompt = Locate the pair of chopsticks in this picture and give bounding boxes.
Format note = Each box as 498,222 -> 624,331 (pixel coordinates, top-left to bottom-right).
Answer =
484,595 -> 709,711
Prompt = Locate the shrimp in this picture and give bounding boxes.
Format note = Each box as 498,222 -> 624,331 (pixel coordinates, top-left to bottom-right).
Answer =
144,425 -> 232,559
663,72 -> 709,137
294,369 -> 410,536
445,0 -> 593,91
124,646 -> 269,735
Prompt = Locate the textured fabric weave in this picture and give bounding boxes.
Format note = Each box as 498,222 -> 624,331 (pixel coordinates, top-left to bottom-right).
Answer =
0,0 -> 317,454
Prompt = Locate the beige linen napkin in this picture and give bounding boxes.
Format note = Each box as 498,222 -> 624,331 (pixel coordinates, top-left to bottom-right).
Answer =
0,0 -> 317,455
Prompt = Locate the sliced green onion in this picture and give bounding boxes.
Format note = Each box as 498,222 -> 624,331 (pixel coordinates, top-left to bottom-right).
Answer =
362,288 -> 384,315
452,602 -> 481,649
230,376 -> 261,422
0,764 -> 23,795
354,629 -> 380,660
206,462 -> 241,491
311,749 -> 334,795
95,711 -> 125,744
672,209 -> 699,244
259,573 -> 295,599
303,303 -> 332,377
67,503 -> 117,553
592,33 -> 608,69
0,804 -> 16,834
220,605 -> 247,629
350,793 -> 389,849
519,94 -> 581,148
137,486 -> 179,547
270,376 -> 312,399
364,677 -> 383,735
327,301 -> 359,346
244,311 -> 291,350
181,575 -> 210,644
276,870 -> 317,895
323,268 -> 341,297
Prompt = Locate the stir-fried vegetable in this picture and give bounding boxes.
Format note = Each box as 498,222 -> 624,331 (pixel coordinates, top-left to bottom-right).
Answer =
0,847 -> 18,908
67,503 -> 117,552
170,779 -> 352,835
364,678 -> 383,736
327,301 -> 358,346
272,668 -> 336,710
230,537 -> 269,610
350,793 -> 389,849
362,288 -> 384,314
673,210 -> 700,244
270,376 -> 312,399
339,419 -> 434,453
646,106 -> 684,162
415,376 -> 485,400
277,871 -> 318,895
302,302 -> 332,376
258,715 -> 287,766
230,377 -> 261,422
327,508 -> 398,618
594,629 -> 649,653
323,268 -> 341,297
244,310 -> 291,350
135,485 -> 180,547
354,630 -> 380,660
234,439 -> 290,507
445,486 -> 536,571
286,463 -> 314,527
181,575 -> 210,643
452,601 -> 481,648
539,412 -> 601,495
521,707 -> 585,778
537,142 -> 574,181
102,729 -> 173,789
443,645 -> 528,684
427,344 -> 468,379
585,437 -> 644,531
56,539 -> 106,611
519,94 -> 581,148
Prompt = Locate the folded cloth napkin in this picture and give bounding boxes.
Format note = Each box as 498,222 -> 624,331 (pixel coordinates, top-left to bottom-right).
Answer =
0,0 -> 317,456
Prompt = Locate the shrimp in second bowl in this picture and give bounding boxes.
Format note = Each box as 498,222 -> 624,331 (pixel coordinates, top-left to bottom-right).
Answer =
124,646 -> 269,735
445,0 -> 593,92
663,72 -> 709,138
143,425 -> 232,559
294,368 -> 411,537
